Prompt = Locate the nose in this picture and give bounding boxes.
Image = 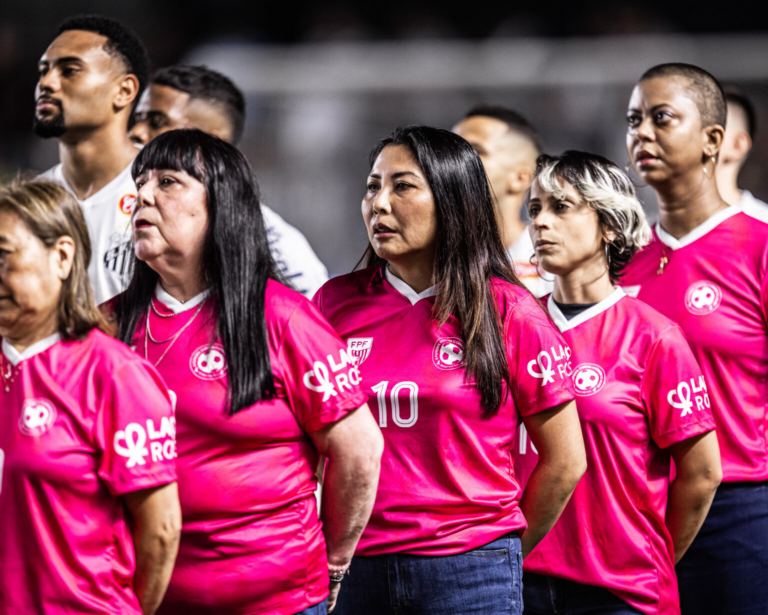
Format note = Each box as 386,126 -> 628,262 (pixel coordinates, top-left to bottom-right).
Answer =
135,179 -> 156,210
372,187 -> 391,216
37,68 -> 58,95
634,116 -> 655,142
129,120 -> 150,146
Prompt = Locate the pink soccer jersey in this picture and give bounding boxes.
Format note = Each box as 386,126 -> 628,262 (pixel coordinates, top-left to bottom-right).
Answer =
314,265 -> 575,556
0,330 -> 177,615
515,289 -> 716,615
133,280 -> 366,615
621,208 -> 768,483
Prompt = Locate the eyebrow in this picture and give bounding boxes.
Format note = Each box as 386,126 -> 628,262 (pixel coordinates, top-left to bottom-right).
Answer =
368,171 -> 421,179
628,104 -> 672,113
38,56 -> 85,69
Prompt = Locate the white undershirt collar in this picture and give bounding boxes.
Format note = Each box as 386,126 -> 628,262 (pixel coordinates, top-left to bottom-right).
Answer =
154,284 -> 212,314
2,332 -> 62,367
384,266 -> 436,306
547,287 -> 626,333
655,206 -> 740,250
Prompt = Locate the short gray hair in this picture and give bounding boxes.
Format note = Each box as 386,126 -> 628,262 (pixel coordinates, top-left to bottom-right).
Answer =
533,151 -> 652,281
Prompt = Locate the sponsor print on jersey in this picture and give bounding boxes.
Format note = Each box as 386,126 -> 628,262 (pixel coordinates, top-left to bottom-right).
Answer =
114,416 -> 177,467
432,337 -> 465,370
348,338 -> 374,366
684,281 -> 722,315
119,194 -> 136,216
667,376 -> 710,417
572,363 -> 606,396
303,348 -> 362,402
103,235 -> 132,276
18,399 -> 57,436
527,344 -> 572,386
190,343 -> 227,380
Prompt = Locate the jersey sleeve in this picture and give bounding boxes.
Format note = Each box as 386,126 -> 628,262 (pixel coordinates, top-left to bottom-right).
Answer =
277,299 -> 368,432
95,358 -> 178,495
505,294 -> 576,416
641,325 -> 717,449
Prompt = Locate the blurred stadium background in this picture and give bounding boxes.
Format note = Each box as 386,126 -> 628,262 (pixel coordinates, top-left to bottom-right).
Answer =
2,0 -> 768,275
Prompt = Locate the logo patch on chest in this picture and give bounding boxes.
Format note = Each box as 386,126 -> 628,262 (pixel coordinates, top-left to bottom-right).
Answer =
190,343 -> 227,380
19,398 -> 57,436
684,281 -> 722,315
432,337 -> 465,370
572,363 -> 606,396
347,338 -> 373,366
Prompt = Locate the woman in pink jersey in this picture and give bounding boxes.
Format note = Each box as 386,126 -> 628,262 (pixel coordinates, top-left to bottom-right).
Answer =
114,129 -> 384,615
314,126 -> 587,615
622,63 -> 768,614
0,180 -> 181,615
517,151 -> 722,615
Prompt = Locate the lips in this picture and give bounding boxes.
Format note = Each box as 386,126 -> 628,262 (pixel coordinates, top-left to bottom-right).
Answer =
372,223 -> 396,237
134,219 -> 153,230
635,151 -> 659,164
36,97 -> 61,112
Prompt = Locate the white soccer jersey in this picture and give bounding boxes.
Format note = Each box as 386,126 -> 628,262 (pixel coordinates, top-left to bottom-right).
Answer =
261,205 -> 329,298
738,190 -> 768,224
39,163 -> 135,306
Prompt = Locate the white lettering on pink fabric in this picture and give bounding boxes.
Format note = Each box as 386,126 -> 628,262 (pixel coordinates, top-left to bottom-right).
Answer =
347,338 -> 374,366
303,349 -> 362,402
527,346 -> 571,386
18,399 -> 57,436
667,378 -> 710,417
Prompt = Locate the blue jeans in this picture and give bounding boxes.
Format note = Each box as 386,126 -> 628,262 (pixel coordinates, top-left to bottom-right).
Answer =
523,573 -> 642,615
676,481 -> 768,614
334,532 -> 523,614
295,599 -> 328,615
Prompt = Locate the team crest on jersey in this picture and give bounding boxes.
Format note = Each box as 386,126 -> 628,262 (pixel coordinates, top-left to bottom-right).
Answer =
432,337 -> 465,370
190,343 -> 227,380
347,338 -> 374,366
19,398 -> 57,436
119,194 -> 136,216
685,281 -> 722,315
572,363 -> 606,396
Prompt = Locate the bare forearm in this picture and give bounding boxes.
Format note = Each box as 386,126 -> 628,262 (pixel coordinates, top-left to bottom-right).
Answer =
322,453 -> 381,565
519,463 -> 581,558
666,475 -> 718,563
133,523 -> 180,614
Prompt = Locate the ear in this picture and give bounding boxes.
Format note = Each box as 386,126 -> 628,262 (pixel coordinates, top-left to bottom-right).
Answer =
52,235 -> 76,281
702,124 -> 725,159
114,74 -> 140,113
602,228 -> 618,245
506,165 -> 535,196
733,130 -> 753,160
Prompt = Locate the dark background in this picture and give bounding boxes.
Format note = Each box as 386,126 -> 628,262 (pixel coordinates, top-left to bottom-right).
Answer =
3,0 -> 768,273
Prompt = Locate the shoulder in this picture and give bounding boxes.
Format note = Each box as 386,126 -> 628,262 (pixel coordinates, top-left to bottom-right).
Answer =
491,278 -> 547,322
71,329 -> 153,375
316,266 -> 382,307
617,295 -> 687,347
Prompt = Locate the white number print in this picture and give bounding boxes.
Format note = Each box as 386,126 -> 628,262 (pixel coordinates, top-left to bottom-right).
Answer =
527,345 -> 572,387
371,381 -> 419,428
667,376 -> 710,417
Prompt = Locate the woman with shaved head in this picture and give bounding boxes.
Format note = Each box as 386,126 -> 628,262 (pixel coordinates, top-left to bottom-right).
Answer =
622,63 -> 768,614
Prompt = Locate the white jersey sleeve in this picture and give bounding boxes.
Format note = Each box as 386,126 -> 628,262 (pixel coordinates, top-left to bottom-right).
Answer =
39,164 -> 136,306
261,205 -> 329,298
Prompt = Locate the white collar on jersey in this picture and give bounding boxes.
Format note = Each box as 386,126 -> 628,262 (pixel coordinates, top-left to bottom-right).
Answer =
655,206 -> 740,250
547,287 -> 626,333
2,332 -> 62,367
384,266 -> 437,306
154,284 -> 212,314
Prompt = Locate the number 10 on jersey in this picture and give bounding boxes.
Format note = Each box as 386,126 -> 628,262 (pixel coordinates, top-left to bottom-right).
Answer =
371,381 -> 419,428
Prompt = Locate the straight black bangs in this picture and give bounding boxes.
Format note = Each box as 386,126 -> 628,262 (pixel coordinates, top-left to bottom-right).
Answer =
131,129 -> 208,184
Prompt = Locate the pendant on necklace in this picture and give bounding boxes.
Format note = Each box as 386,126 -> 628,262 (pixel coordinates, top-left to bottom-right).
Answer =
657,256 -> 669,275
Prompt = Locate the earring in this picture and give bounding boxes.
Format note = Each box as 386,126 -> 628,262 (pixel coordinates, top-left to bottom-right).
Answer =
529,253 -> 555,283
703,165 -> 708,177
624,162 -> 632,174
605,243 -> 612,271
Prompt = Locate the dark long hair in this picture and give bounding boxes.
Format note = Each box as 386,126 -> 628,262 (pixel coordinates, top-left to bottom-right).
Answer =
116,129 -> 279,414
364,125 -> 525,418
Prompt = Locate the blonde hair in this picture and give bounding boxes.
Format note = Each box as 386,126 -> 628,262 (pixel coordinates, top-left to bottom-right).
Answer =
533,151 -> 652,281
0,179 -> 107,338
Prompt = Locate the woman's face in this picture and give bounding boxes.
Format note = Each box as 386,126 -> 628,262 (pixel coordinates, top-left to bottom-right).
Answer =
363,145 -> 438,268
528,177 -> 608,278
132,169 -> 209,270
0,210 -> 71,342
626,76 -> 718,185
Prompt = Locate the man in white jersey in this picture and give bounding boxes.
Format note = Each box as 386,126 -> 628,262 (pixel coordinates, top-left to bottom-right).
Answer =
130,64 -> 329,297
716,87 -> 768,222
453,105 -> 553,297
35,15 -> 148,305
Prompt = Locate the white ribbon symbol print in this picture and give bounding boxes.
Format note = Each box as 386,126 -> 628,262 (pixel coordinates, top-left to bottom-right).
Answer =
303,361 -> 338,402
114,423 -> 149,467
527,351 -> 556,385
668,382 -> 693,417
